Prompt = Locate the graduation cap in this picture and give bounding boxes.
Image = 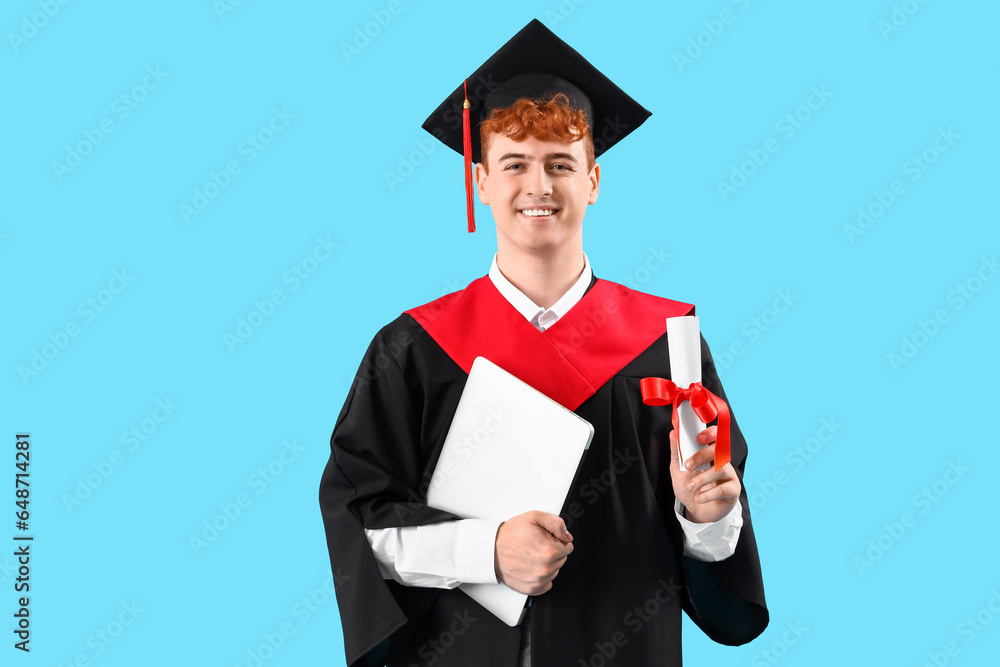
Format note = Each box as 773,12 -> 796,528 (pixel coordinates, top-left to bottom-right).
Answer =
422,19 -> 651,233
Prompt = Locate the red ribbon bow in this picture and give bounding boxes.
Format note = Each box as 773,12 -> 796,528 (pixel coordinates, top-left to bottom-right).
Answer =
639,378 -> 731,471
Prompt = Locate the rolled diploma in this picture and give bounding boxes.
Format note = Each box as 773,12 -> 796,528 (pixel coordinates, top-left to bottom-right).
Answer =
666,315 -> 707,471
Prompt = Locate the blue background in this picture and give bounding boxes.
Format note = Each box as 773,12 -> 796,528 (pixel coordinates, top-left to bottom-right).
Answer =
3,1 -> 998,665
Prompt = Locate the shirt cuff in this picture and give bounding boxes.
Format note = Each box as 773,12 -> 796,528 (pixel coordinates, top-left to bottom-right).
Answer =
455,519 -> 504,584
674,498 -> 743,562
366,519 -> 503,588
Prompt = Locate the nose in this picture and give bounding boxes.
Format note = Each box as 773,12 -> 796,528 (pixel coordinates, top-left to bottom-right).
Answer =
525,166 -> 552,197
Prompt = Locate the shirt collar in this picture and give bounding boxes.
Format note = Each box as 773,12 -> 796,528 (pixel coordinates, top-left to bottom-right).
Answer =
488,252 -> 593,331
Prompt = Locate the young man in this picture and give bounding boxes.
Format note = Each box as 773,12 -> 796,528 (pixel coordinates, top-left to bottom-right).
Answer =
320,20 -> 767,667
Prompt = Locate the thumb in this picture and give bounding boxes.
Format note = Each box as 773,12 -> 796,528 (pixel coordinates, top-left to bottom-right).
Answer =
668,428 -> 679,474
534,512 -> 572,543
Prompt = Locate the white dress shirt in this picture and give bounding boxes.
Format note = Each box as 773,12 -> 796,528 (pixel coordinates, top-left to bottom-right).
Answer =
364,252 -> 743,588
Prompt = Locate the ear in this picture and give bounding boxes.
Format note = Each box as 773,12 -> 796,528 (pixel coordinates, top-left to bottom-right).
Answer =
587,162 -> 601,205
475,162 -> 490,205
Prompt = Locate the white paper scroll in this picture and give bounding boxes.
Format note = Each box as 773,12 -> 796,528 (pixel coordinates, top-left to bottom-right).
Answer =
666,315 -> 708,472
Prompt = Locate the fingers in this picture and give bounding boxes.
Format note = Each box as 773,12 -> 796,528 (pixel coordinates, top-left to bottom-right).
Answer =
528,578 -> 556,596
685,463 -> 740,503
691,478 -> 741,504
684,460 -> 733,490
671,426 -> 717,472
531,511 -> 573,544
497,511 -> 577,595
541,540 -> 573,563
686,427 -> 717,470
679,441 -> 713,472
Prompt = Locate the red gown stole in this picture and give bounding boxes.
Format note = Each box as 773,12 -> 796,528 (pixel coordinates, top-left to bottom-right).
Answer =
406,276 -> 694,410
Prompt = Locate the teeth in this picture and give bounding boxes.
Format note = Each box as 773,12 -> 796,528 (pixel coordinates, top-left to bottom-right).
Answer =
521,209 -> 554,217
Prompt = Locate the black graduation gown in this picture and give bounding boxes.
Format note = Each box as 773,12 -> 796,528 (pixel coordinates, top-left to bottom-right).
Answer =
319,275 -> 768,666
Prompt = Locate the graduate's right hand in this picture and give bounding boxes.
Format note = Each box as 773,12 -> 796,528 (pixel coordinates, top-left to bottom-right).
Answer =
494,510 -> 574,596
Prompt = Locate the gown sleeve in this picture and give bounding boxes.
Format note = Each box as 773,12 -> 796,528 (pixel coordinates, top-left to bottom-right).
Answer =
677,334 -> 770,645
318,326 -> 463,666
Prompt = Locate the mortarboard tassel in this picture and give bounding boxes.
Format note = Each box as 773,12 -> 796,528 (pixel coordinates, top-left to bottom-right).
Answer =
462,80 -> 476,233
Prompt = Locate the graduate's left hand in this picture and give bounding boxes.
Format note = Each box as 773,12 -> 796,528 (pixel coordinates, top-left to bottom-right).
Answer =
668,425 -> 741,524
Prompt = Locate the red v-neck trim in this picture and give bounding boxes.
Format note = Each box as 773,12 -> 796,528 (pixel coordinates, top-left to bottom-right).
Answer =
405,276 -> 694,410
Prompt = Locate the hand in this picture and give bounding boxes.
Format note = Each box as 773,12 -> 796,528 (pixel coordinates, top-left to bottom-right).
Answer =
669,425 -> 741,524
494,510 -> 573,595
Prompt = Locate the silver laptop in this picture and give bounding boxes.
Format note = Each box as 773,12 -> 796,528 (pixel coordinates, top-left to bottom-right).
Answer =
425,356 -> 594,626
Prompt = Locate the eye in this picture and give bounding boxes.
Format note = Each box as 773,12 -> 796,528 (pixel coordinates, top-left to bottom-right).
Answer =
504,163 -> 523,171
551,163 -> 573,172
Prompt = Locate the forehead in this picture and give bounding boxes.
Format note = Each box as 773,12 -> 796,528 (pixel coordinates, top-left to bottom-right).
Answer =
485,132 -> 588,162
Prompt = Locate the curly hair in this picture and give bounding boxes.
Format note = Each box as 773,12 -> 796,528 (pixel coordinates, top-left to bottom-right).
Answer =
479,93 -> 594,170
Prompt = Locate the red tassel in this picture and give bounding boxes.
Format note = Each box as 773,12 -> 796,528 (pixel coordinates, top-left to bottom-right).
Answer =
462,80 -> 476,233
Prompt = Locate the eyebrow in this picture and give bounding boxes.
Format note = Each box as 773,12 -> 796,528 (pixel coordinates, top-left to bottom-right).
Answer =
497,152 -> 579,163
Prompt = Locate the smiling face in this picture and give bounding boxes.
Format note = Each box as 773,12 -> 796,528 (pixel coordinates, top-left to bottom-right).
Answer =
475,132 -> 600,257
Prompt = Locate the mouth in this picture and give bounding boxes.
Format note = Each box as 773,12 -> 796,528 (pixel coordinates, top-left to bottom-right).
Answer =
518,208 -> 559,219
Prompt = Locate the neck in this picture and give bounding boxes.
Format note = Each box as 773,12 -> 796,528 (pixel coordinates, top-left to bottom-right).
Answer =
495,243 -> 585,310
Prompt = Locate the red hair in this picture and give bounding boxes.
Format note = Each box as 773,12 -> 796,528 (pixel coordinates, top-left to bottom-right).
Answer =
479,93 -> 594,170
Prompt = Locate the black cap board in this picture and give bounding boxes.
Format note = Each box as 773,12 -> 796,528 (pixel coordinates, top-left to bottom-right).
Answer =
421,19 -> 652,165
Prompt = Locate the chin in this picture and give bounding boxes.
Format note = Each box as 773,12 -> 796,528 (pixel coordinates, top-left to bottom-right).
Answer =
515,229 -> 574,253
496,213 -> 580,252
